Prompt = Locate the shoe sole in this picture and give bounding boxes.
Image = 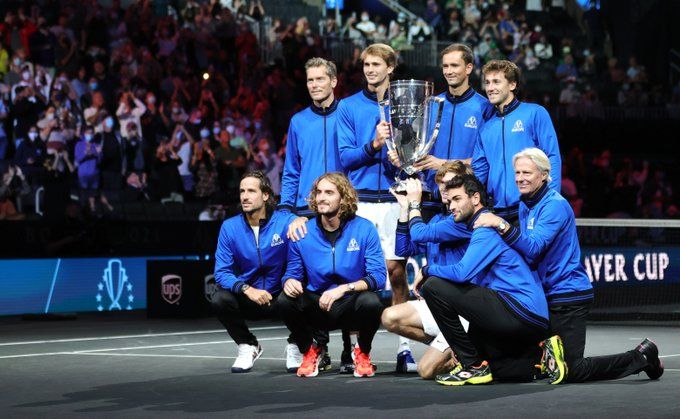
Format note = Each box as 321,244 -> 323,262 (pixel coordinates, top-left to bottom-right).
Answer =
436,374 -> 493,386
353,370 -> 375,378
297,368 -> 319,377
548,336 -> 568,385
232,346 -> 263,373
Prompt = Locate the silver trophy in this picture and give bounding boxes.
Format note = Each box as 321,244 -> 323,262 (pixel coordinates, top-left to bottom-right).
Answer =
379,80 -> 445,193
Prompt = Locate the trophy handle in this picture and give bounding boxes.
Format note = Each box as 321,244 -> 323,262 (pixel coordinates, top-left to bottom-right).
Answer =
418,96 -> 445,158
378,99 -> 396,152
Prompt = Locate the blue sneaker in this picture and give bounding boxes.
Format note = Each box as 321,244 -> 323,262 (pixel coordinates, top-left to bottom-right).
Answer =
396,349 -> 417,373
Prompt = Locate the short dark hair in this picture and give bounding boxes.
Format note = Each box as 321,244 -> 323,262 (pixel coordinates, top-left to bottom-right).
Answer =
440,43 -> 474,65
240,170 -> 276,212
444,174 -> 487,206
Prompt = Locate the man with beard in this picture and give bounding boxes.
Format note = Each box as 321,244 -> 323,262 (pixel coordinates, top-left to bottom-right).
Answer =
418,174 -> 551,385
213,171 -> 297,373
278,173 -> 386,378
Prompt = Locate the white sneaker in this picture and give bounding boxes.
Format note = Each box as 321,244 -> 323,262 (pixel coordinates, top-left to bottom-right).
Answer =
285,343 -> 303,373
231,344 -> 262,373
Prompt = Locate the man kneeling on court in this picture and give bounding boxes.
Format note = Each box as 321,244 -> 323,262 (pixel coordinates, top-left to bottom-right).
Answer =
382,161 -> 474,379
278,173 -> 386,378
418,174 -> 552,385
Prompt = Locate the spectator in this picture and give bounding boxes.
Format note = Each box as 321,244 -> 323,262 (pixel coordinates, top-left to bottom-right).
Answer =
356,11 -> 377,40
116,91 -> 146,139
154,138 -> 183,203
190,134 -> 218,201
74,127 -> 108,213
0,161 -> 29,220
252,138 -> 282,195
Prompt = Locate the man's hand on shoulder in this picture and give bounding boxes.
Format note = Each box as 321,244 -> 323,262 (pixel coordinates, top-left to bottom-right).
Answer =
287,216 -> 309,242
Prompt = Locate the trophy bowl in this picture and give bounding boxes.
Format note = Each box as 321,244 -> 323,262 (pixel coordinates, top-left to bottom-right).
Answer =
379,80 -> 444,193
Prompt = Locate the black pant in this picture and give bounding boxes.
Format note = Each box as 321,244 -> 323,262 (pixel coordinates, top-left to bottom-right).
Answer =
211,288 -> 283,346
277,291 -> 384,354
422,277 -> 545,382
550,302 -> 648,382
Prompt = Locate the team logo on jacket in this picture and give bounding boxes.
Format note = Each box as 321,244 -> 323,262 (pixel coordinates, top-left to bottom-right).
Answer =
511,120 -> 524,132
464,116 -> 477,129
271,233 -> 284,247
347,238 -> 360,252
527,217 -> 535,230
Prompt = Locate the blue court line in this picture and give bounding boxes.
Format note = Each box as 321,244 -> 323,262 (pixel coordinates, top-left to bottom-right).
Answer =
44,258 -> 62,313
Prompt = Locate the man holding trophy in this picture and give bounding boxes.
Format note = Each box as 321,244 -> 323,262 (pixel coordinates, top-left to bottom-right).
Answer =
336,43 -> 418,372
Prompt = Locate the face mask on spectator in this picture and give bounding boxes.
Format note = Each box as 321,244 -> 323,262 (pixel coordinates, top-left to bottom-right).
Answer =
176,130 -> 183,140
105,117 -> 115,128
22,71 -> 31,81
361,14 -> 369,22
90,82 -> 98,91
84,133 -> 93,142
212,127 -> 221,135
28,132 -> 38,141
172,106 -> 180,114
200,129 -> 210,138
13,57 -> 21,66
46,112 -> 55,121
243,120 -> 251,128
254,121 -> 262,130
226,125 -> 235,134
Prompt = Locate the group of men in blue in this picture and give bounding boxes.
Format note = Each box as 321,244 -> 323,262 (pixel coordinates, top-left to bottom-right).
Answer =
212,43 -> 663,385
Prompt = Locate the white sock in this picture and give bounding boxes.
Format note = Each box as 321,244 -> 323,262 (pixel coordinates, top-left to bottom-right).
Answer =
350,333 -> 358,347
398,337 -> 410,353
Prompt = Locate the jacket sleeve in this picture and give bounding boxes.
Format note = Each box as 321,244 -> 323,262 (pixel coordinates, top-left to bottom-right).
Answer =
408,216 -> 469,244
282,240 -> 304,284
534,106 -> 562,192
424,229 -> 500,283
471,131 -> 489,186
361,224 -> 387,290
337,102 -> 379,171
395,221 -> 425,257
278,119 -> 300,211
503,201 -> 567,265
214,222 -> 244,293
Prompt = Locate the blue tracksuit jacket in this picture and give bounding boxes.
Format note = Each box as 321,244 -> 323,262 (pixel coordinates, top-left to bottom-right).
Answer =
214,210 -> 297,294
279,99 -> 343,215
472,98 -> 561,219
337,88 -> 398,202
283,215 -> 386,293
396,211 -> 471,266
423,88 -> 491,194
502,183 -> 593,306
422,209 -> 549,330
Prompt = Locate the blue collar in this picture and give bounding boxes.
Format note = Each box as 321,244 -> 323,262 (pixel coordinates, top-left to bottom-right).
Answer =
445,87 -> 475,104
495,97 -> 520,117
521,182 -> 549,209
362,88 -> 379,102
310,98 -> 339,116
467,208 -> 489,231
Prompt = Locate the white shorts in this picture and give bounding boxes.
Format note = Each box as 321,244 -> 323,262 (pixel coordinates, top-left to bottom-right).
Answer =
407,299 -> 470,353
356,201 -> 403,260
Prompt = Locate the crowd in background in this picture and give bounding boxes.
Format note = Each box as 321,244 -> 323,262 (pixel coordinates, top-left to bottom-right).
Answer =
0,0 -> 676,221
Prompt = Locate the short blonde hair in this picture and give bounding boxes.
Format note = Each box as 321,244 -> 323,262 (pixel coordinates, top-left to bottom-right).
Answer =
307,172 -> 358,219
360,43 -> 397,70
513,148 -> 552,183
435,160 -> 474,184
305,57 -> 337,79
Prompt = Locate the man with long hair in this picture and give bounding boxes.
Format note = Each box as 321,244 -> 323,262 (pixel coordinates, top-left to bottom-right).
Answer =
278,173 -> 386,378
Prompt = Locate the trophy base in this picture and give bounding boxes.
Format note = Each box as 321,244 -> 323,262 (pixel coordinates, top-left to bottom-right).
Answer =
389,174 -> 431,195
